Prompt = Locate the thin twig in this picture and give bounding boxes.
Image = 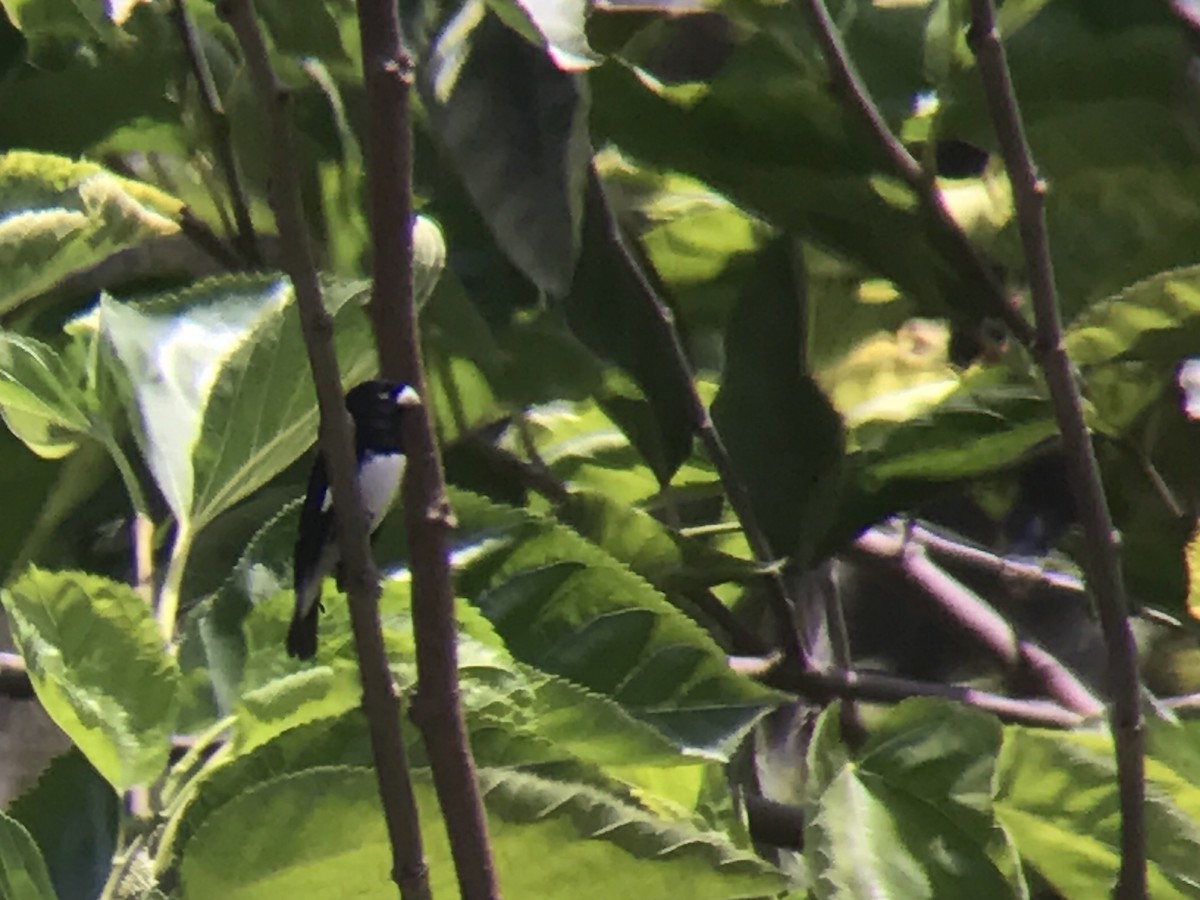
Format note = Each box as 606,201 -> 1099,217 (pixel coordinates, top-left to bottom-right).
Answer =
747,658 -> 1086,728
821,563 -> 864,743
854,526 -> 1104,717
796,0 -> 1035,349
964,6 -> 1145,896
170,0 -> 259,265
906,521 -> 1085,594
354,0 -> 498,896
464,430 -> 570,503
215,3 -> 429,897
587,165 -> 807,667
132,512 -> 154,607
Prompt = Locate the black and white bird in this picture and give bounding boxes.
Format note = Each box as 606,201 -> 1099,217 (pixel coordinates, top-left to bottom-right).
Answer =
288,380 -> 420,659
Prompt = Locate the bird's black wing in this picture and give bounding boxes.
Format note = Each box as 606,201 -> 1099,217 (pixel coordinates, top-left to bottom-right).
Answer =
289,453 -> 333,658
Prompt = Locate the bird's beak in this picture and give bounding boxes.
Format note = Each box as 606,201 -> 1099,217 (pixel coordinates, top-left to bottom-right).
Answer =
394,385 -> 421,408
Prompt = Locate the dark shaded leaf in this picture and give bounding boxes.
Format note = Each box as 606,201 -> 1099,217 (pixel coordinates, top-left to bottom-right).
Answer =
421,1 -> 588,297
9,748 -> 118,900
711,239 -> 844,562
563,167 -> 698,483
0,811 -> 54,900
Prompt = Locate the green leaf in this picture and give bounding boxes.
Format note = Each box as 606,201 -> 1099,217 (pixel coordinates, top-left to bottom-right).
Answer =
942,1 -> 1198,319
0,151 -> 182,315
1064,265 -> 1200,433
995,725 -> 1200,898
93,275 -> 362,529
483,0 -> 599,70
453,491 -> 783,756
711,239 -> 844,562
235,579 -> 691,794
1,568 -> 180,791
179,767 -> 787,899
804,701 -> 1020,900
562,168 -> 698,484
610,161 -> 771,335
857,372 -> 1056,486
234,657 -> 364,757
0,332 -> 90,458
590,45 -> 997,327
421,1 -> 589,297
0,32 -> 178,155
253,0 -> 349,63
0,425 -> 70,581
0,811 -> 55,900
421,272 -> 506,445
0,0 -> 128,57
555,489 -> 761,591
9,748 -> 118,900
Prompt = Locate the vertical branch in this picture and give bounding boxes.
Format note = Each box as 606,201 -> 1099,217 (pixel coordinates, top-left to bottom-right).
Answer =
215,3 -> 431,897
355,1 -> 501,898
169,0 -> 260,266
965,4 -> 1146,897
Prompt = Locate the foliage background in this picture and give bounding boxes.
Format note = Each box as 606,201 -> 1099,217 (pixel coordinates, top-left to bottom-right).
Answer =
0,0 -> 1196,898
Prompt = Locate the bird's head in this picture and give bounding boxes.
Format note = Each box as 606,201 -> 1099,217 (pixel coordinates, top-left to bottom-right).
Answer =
345,380 -> 420,453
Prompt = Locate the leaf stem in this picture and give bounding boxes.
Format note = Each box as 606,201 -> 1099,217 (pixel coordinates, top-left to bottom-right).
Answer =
964,5 -> 1145,896
215,3 -> 431,896
156,520 -> 191,643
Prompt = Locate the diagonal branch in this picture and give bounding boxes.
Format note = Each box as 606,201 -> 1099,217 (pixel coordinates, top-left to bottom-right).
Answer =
215,3 -> 429,896
353,0 -> 500,897
965,4 -> 1145,897
796,0 -> 1035,349
854,526 -> 1105,717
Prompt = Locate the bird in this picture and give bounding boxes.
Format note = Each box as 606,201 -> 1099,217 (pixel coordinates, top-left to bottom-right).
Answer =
288,380 -> 421,659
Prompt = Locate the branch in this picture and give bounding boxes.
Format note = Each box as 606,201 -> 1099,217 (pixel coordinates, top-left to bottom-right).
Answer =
906,521 -> 1085,594
965,6 -> 1145,896
854,526 -> 1104,717
170,0 -> 259,266
215,3 -> 429,897
588,166 -> 808,668
747,658 -> 1086,728
820,564 -> 864,744
353,0 -> 499,896
796,0 -> 1035,350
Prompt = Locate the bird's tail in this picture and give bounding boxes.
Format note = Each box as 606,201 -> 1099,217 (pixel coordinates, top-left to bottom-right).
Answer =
287,580 -> 322,659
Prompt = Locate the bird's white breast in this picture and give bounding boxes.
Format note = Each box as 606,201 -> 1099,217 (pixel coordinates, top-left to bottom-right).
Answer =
359,451 -> 406,528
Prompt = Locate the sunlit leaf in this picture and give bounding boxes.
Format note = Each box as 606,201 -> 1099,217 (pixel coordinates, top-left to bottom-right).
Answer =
1,568 -> 180,791
805,701 -> 1021,900
0,151 -> 181,315
178,767 -> 787,899
995,724 -> 1200,898
452,491 -> 783,756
